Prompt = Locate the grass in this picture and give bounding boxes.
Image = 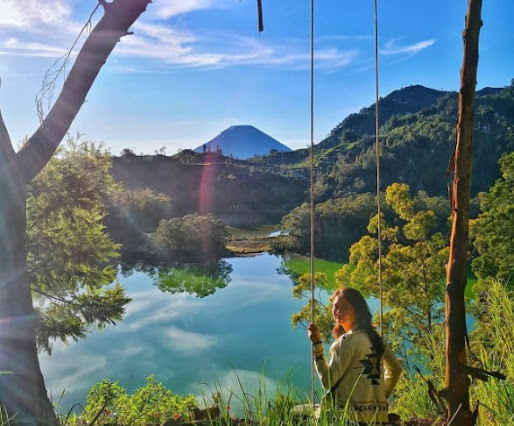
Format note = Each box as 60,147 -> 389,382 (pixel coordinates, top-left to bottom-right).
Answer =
226,238 -> 273,255
226,225 -> 278,255
0,406 -> 15,426
58,369 -> 390,425
227,225 -> 277,240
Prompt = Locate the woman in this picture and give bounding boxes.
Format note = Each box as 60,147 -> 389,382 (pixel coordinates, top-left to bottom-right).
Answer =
308,287 -> 402,424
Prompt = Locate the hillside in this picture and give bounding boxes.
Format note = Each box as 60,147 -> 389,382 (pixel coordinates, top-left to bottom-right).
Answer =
111,152 -> 306,227
193,125 -> 292,159
264,83 -> 513,200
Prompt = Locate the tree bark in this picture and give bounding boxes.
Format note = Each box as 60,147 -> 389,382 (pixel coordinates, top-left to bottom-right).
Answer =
445,0 -> 482,424
0,179 -> 57,424
0,1 -> 151,423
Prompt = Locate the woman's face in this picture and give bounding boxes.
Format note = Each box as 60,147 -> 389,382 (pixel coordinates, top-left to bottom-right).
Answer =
332,294 -> 357,330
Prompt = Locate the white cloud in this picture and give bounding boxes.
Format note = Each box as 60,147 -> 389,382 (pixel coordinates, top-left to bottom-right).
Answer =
0,1 -> 359,70
0,0 -> 72,30
122,291 -> 199,331
381,39 -> 435,55
115,22 -> 359,71
0,0 -> 92,59
39,346 -> 108,396
162,327 -> 218,353
1,37 -> 68,57
151,0 -> 218,19
194,369 -> 279,416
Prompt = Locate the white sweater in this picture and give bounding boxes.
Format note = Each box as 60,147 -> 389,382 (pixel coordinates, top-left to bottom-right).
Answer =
313,328 -> 402,423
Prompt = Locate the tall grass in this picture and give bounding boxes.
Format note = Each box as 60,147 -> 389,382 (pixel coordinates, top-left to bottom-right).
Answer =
0,405 -> 15,426
393,279 -> 514,424
469,280 -> 514,425
60,368 -> 391,425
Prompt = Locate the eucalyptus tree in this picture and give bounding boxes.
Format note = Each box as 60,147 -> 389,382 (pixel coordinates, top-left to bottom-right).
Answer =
0,1 -> 151,423
336,183 -> 448,368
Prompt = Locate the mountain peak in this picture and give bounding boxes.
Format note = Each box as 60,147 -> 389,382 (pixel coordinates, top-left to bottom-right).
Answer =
194,125 -> 291,159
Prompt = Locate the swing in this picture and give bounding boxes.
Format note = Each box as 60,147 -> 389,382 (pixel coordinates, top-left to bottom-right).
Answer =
254,0 -> 385,407
306,0 -> 384,406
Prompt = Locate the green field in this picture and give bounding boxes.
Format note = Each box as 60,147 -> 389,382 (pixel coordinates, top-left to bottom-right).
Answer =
281,255 -> 344,288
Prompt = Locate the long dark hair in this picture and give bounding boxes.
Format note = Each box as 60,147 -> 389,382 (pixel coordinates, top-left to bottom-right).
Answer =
332,287 -> 384,357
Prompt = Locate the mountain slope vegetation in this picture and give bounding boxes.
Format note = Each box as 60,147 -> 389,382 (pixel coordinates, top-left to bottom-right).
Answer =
267,82 -> 513,201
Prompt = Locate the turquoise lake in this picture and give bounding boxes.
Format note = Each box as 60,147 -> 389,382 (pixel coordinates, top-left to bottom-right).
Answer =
40,253 -> 374,412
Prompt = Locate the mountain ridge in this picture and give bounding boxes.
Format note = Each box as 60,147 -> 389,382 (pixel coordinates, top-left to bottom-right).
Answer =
316,84 -> 503,150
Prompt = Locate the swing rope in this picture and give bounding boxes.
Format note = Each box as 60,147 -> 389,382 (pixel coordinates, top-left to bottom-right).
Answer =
309,0 -> 316,407
308,0 -> 384,404
373,0 -> 384,336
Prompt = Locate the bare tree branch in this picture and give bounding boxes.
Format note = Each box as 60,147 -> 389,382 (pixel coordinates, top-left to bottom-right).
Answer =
8,0 -> 152,184
35,3 -> 102,122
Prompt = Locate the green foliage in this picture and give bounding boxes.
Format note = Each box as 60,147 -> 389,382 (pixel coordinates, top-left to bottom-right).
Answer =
274,193 -> 377,260
68,368 -> 403,425
67,376 -> 198,425
151,213 -> 230,265
274,202 -> 310,254
281,257 -> 344,342
35,284 -> 130,353
336,183 -> 448,367
290,272 -> 335,342
391,324 -> 446,420
26,139 -> 129,352
471,152 -> 514,286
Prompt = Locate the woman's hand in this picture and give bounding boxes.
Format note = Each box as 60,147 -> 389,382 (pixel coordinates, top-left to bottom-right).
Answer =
307,323 -> 322,344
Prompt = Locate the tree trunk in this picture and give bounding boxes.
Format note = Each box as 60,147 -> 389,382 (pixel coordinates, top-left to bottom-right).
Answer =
445,0 -> 482,424
0,179 -> 57,424
0,1 -> 151,423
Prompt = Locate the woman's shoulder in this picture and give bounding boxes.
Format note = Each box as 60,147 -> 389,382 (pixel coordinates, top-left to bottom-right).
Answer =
332,329 -> 370,349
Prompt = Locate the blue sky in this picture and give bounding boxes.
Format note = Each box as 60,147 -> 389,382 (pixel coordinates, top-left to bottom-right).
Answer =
0,0 -> 513,155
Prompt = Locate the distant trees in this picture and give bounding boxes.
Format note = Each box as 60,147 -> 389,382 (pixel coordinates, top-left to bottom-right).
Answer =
121,148 -> 136,157
471,152 -> 514,286
151,213 -> 229,264
274,193 -> 377,260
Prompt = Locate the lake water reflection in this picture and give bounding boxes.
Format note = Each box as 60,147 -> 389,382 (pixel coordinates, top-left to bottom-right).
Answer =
39,253 -> 332,411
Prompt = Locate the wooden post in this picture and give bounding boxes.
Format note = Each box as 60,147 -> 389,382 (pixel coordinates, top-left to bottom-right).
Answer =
445,0 -> 482,424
